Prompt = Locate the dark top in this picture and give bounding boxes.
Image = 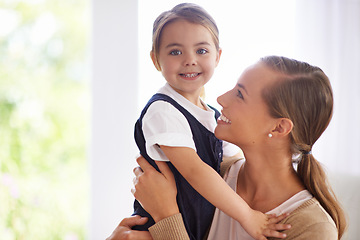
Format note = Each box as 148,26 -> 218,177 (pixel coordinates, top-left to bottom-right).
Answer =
132,93 -> 223,240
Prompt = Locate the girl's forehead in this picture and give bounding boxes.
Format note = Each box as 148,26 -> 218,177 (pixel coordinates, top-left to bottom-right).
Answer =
161,20 -> 214,40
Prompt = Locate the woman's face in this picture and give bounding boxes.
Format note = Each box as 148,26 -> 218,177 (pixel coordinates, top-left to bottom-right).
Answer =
215,62 -> 281,149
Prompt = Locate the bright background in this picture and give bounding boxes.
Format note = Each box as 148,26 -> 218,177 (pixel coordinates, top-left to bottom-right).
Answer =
1,0 -> 359,239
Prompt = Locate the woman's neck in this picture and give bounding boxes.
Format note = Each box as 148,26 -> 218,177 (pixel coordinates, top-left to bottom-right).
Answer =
237,149 -> 305,212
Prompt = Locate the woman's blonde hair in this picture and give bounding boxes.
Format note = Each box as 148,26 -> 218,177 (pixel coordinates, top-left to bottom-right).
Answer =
261,56 -> 347,239
151,3 -> 220,70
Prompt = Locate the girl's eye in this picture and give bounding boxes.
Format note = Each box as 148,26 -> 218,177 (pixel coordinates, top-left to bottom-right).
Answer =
197,48 -> 208,54
169,50 -> 181,55
237,89 -> 244,99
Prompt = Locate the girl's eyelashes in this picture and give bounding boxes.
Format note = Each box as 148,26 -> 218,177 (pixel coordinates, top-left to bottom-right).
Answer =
168,48 -> 208,55
196,48 -> 208,54
169,49 -> 181,55
237,89 -> 244,99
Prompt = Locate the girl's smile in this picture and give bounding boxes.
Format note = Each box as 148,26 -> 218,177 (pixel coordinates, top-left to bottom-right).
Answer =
152,19 -> 221,105
179,72 -> 202,81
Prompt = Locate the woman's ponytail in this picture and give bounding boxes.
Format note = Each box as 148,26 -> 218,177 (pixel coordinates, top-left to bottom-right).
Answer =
297,153 -> 347,239
261,56 -> 347,239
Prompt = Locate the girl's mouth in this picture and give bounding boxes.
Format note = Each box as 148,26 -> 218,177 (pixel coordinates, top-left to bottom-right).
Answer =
180,72 -> 200,78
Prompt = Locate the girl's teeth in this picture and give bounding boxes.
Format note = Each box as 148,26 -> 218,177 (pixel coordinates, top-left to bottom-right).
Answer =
183,73 -> 199,77
219,114 -> 231,123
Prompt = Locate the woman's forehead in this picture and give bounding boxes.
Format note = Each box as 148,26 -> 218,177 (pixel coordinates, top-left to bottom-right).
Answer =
237,63 -> 279,87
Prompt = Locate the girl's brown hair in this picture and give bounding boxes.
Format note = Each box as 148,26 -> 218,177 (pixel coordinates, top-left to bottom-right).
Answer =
261,56 -> 347,239
151,3 -> 220,70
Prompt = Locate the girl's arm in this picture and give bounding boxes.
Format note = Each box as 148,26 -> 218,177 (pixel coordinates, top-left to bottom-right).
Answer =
160,146 -> 286,240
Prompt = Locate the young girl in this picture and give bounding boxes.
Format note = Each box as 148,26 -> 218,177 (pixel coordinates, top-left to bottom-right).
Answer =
132,4 -> 286,240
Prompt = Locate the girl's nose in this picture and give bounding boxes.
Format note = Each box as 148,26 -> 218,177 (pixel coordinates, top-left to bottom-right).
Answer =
183,53 -> 197,66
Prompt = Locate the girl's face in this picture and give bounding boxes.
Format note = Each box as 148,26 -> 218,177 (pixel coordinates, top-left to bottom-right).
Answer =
152,19 -> 221,100
215,62 -> 280,149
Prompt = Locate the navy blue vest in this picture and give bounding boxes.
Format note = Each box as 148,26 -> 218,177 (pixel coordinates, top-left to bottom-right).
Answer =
132,93 -> 223,240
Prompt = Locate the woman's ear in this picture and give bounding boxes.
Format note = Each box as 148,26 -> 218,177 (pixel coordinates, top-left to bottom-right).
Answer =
150,51 -> 161,71
272,118 -> 293,136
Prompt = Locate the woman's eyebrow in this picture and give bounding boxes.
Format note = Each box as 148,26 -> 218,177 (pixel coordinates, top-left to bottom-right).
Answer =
237,83 -> 248,95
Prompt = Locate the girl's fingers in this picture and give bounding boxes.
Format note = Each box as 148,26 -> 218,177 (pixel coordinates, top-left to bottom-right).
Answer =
267,223 -> 292,231
262,229 -> 287,238
267,213 -> 290,224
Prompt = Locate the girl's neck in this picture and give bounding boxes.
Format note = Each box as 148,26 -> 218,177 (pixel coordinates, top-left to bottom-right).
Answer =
175,88 -> 205,109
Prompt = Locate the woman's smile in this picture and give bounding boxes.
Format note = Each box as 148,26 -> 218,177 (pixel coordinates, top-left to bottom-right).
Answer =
217,113 -> 231,124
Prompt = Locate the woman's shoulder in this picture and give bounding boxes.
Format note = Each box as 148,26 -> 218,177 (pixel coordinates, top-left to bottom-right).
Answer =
269,198 -> 338,240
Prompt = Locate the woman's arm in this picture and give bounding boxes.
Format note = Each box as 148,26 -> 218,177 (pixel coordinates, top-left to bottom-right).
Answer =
134,155 -> 290,240
160,146 -> 286,240
106,216 -> 152,240
132,156 -> 190,240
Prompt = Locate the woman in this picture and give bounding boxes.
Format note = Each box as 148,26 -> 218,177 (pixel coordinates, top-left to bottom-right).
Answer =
108,56 -> 347,240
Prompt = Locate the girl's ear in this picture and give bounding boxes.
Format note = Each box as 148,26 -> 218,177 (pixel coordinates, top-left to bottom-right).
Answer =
150,51 -> 161,71
272,118 -> 293,137
215,48 -> 222,67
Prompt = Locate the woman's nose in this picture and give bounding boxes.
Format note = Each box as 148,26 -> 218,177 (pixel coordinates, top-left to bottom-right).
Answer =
217,93 -> 225,106
217,90 -> 230,106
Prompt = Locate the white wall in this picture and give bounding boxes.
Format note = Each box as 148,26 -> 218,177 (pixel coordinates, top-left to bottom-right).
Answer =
90,0 -> 138,239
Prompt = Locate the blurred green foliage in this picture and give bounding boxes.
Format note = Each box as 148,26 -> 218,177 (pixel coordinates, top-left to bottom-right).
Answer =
0,0 -> 89,239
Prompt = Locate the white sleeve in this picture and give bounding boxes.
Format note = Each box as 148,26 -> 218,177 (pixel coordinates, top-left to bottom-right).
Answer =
142,101 -> 196,161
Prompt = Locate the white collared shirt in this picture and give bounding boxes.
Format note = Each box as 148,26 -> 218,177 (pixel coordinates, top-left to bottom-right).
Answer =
142,83 -> 240,161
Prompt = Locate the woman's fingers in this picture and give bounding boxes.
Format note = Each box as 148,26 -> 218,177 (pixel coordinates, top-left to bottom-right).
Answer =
120,215 -> 148,228
136,155 -> 153,171
155,160 -> 174,180
133,166 -> 143,176
106,216 -> 152,240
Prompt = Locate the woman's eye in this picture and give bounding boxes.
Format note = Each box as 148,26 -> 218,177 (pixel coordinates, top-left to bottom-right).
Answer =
197,48 -> 208,54
237,90 -> 244,99
169,50 -> 181,55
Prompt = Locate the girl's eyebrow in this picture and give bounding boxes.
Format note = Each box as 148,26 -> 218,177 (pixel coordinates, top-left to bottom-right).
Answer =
165,43 -> 182,48
165,41 -> 211,49
195,41 -> 211,46
237,83 -> 248,95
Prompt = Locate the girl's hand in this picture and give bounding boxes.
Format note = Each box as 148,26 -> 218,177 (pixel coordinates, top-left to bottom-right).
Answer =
263,213 -> 292,238
131,156 -> 179,222
106,215 -> 152,240
243,210 -> 291,240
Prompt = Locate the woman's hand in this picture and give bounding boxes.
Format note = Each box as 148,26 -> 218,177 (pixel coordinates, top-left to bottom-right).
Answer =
131,156 -> 179,222
106,215 -> 152,240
